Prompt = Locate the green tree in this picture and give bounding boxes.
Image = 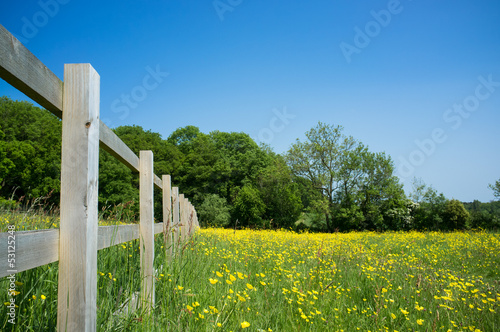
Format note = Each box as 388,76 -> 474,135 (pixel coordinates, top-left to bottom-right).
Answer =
257,156 -> 303,229
171,128 -> 273,226
442,199 -> 469,230
98,150 -> 138,218
410,178 -> 448,230
286,123 -> 356,231
489,179 -> 500,200
209,130 -> 272,200
357,152 -> 406,230
99,125 -> 183,221
463,200 -> 500,230
0,97 -> 62,206
167,125 -> 202,154
172,132 -> 218,199
232,184 -> 266,227
286,122 -> 405,231
197,194 -> 231,227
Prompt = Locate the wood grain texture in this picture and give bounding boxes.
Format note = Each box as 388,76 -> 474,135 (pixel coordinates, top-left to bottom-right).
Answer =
0,24 -> 63,118
162,175 -> 172,258
99,121 -> 139,172
154,222 -> 163,235
58,64 -> 100,332
187,200 -> 193,236
172,187 -> 180,254
97,225 -> 139,250
154,174 -> 163,190
191,204 -> 196,231
179,194 -> 185,242
0,230 -> 59,278
139,150 -> 155,313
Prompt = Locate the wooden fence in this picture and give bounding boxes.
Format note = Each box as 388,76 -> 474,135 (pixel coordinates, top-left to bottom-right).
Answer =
0,24 -> 199,331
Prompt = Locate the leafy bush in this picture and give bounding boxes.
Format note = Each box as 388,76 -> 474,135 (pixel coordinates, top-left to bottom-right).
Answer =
231,185 -> 265,227
442,199 -> 469,230
197,194 -> 231,227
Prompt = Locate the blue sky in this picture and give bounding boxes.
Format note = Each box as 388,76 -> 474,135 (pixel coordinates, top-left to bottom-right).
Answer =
1,0 -> 499,202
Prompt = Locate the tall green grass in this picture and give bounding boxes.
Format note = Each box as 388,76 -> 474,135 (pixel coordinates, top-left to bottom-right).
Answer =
1,208 -> 499,331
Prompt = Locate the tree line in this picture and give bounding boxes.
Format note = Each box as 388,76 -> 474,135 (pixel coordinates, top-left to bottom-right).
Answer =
1,97 -> 499,231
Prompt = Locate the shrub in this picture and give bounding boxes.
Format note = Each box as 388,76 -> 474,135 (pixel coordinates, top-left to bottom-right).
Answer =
197,194 -> 231,227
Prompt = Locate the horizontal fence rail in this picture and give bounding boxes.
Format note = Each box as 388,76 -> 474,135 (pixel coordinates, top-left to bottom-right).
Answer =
0,24 -> 63,118
0,222 -> 176,279
0,23 -> 199,331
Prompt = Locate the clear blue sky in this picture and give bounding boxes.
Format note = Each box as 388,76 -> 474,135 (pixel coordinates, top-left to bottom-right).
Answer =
1,0 -> 499,202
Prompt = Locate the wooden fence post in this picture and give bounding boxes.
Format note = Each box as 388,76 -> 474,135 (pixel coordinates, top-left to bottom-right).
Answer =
188,202 -> 194,236
58,64 -> 100,332
192,204 -> 197,230
179,194 -> 185,242
195,208 -> 199,229
140,150 -> 154,313
172,187 -> 179,254
186,200 -> 190,235
162,175 -> 172,259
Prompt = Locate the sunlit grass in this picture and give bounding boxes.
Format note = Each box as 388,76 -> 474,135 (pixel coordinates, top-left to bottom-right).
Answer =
1,211 -> 499,331
166,228 -> 499,331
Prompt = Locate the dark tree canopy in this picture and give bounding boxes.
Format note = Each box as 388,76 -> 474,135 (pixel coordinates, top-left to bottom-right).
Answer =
0,97 -> 62,206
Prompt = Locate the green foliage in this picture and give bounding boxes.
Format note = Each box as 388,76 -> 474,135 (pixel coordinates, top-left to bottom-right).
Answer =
442,199 -> 470,230
408,179 -> 472,231
100,201 -> 138,223
463,200 -> 500,229
0,97 -> 62,206
257,156 -> 302,229
102,125 -> 183,221
170,128 -> 275,225
333,204 -> 365,231
98,150 -> 138,219
2,96 -> 497,231
410,179 -> 448,230
489,179 -> 500,200
383,199 -> 419,231
197,194 -> 231,227
286,122 -> 406,232
0,197 -> 18,211
232,184 -> 266,227
167,125 -> 202,154
357,152 -> 407,230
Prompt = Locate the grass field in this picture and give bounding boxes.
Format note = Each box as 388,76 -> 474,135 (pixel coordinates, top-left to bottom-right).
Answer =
1,212 -> 499,331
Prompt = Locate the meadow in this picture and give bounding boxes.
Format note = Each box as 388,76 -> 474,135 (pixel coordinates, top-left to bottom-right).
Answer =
1,212 -> 499,331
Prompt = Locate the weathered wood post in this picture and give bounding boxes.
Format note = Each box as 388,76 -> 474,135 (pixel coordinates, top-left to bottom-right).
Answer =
162,175 -> 172,259
188,201 -> 194,236
186,201 -> 191,236
58,63 -> 100,332
140,150 -> 154,313
196,204 -> 199,228
172,187 -> 180,254
179,194 -> 185,242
